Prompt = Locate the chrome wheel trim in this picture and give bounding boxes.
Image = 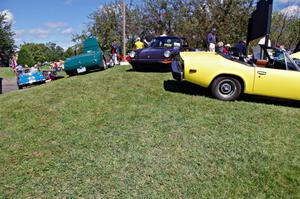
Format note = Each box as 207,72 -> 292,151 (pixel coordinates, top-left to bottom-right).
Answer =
217,79 -> 236,98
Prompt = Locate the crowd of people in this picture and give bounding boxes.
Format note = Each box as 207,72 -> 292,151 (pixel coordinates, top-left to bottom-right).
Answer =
207,28 -> 247,57
129,28 -> 249,58
11,29 -> 293,71
11,61 -> 64,75
108,28 -> 253,65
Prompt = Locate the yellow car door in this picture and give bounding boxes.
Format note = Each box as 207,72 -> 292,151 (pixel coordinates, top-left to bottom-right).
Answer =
253,67 -> 300,100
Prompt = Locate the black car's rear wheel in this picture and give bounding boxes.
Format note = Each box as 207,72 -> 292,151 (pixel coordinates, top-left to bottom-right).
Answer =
131,64 -> 138,70
211,77 -> 242,101
66,71 -> 75,76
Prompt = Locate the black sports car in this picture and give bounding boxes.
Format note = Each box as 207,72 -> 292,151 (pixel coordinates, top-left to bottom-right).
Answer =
129,36 -> 191,71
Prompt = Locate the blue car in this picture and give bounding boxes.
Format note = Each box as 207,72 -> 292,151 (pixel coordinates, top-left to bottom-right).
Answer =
17,68 -> 46,89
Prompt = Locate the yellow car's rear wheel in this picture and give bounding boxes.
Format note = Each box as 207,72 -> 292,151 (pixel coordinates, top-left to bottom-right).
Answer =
211,77 -> 242,101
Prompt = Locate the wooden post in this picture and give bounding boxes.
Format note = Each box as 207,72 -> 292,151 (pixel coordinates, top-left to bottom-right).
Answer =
122,0 -> 126,61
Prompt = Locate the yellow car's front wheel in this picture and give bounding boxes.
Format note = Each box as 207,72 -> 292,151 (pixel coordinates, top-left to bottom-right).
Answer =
211,77 -> 242,101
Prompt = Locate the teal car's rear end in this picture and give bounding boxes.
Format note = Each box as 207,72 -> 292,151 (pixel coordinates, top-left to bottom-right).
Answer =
64,37 -> 107,76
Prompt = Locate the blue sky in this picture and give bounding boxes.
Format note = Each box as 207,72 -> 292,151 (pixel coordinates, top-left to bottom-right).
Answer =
1,0 -> 299,49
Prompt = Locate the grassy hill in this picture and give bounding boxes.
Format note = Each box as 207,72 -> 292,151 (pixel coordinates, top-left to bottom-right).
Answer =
0,67 -> 16,78
0,66 -> 299,198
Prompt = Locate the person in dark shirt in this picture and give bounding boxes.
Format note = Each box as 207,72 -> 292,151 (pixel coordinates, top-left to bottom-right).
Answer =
111,41 -> 119,65
207,28 -> 217,52
144,30 -> 155,47
234,40 -> 247,57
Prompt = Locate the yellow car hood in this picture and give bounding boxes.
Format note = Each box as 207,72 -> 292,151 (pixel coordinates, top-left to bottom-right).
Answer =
180,51 -> 218,60
179,51 -> 237,67
291,52 -> 300,59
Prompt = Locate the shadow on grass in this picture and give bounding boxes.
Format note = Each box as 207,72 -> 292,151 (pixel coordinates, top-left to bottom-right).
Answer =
164,80 -> 300,108
126,64 -> 171,73
66,68 -> 106,78
127,69 -> 170,73
239,95 -> 300,108
163,80 -> 209,97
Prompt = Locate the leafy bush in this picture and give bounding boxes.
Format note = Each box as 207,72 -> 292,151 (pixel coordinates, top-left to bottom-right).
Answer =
17,47 -> 35,67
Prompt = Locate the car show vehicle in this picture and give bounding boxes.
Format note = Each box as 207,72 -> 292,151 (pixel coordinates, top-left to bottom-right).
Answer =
17,68 -> 46,89
64,37 -> 107,76
129,36 -> 191,70
292,53 -> 300,67
42,70 -> 64,82
291,52 -> 300,60
171,46 -> 300,101
291,41 -> 300,66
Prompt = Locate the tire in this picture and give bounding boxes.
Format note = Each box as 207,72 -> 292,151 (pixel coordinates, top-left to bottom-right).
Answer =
131,64 -> 138,71
18,85 -> 23,89
211,77 -> 242,101
66,72 -> 75,77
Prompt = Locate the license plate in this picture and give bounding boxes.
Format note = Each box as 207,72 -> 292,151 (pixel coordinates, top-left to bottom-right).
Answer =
77,67 -> 86,73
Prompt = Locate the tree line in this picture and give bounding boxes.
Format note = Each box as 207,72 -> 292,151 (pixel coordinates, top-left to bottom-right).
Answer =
74,0 -> 300,52
1,0 -> 299,67
17,42 -> 75,67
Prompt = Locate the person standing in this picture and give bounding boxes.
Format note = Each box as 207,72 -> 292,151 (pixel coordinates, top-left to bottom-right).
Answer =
144,30 -> 155,47
160,30 -> 167,37
16,64 -> 23,74
234,40 -> 247,57
134,37 -> 144,50
111,41 -> 118,65
207,28 -> 217,52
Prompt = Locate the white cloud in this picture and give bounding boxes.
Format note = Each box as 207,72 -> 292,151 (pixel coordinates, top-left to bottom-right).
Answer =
61,27 -> 74,34
27,28 -> 51,38
277,0 -> 289,3
64,0 -> 73,5
15,29 -> 25,35
277,0 -> 299,3
56,40 -> 75,50
280,5 -> 300,17
46,22 -> 67,28
0,9 -> 14,24
14,29 -> 25,43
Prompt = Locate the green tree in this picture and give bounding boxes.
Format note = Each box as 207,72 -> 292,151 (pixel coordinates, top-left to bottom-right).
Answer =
65,47 -> 75,58
21,43 -> 48,63
0,12 -> 15,67
17,47 -> 35,67
45,42 -> 65,61
75,0 -> 259,51
271,11 -> 300,49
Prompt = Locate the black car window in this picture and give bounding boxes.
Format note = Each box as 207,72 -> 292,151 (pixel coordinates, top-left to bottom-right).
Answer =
150,38 -> 182,48
272,51 -> 286,70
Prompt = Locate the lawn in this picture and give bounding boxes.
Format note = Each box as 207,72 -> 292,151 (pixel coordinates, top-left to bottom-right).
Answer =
0,66 -> 299,198
0,67 -> 16,78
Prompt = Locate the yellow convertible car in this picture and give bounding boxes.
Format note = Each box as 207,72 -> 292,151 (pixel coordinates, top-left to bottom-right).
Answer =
291,52 -> 300,60
171,46 -> 300,101
291,52 -> 300,67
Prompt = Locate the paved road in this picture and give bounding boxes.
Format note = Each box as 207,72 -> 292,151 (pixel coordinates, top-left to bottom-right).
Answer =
1,78 -> 17,94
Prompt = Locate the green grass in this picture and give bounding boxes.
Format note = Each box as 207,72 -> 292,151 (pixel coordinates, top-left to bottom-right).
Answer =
0,66 -> 299,198
0,67 -> 16,78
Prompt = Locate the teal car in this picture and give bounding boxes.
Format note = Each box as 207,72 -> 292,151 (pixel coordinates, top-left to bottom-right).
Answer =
64,37 -> 107,76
